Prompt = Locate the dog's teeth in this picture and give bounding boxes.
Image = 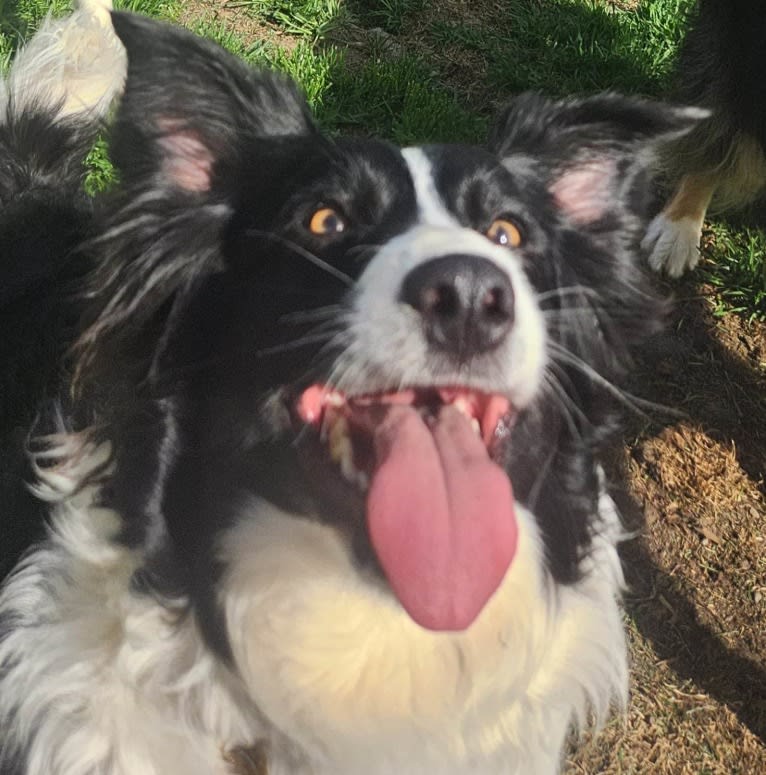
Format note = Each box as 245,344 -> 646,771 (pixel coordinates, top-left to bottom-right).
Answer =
328,415 -> 350,460
340,452 -> 358,483
325,413 -> 369,490
328,415 -> 359,485
471,418 -> 481,436
453,397 -> 472,419
325,391 -> 345,407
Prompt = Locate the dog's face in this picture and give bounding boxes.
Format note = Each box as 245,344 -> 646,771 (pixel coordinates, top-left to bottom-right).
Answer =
176,138 -> 551,632
76,14 -> 698,651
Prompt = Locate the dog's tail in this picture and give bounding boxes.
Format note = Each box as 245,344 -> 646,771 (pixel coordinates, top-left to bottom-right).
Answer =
0,0 -> 126,206
0,0 -> 126,306
3,0 -> 125,126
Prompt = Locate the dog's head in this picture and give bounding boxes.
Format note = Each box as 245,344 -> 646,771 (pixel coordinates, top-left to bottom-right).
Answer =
73,13 -> 698,646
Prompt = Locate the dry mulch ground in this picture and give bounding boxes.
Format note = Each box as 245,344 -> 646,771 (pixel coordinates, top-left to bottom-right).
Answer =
569,279 -> 766,773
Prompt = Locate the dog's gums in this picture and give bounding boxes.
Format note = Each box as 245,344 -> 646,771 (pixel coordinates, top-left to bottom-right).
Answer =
297,386 -> 513,455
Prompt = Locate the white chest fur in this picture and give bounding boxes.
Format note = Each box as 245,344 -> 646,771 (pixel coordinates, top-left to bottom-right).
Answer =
0,484 -> 626,775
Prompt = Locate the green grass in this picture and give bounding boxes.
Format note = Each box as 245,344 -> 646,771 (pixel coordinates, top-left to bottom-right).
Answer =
192,2 -> 483,144
430,0 -> 694,96
1,0 -> 765,318
702,224 -> 766,321
233,0 -> 344,39
348,0 -> 427,35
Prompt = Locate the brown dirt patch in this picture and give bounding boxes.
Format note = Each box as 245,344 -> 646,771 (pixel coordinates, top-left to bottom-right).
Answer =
177,0 -> 300,53
568,282 -> 766,773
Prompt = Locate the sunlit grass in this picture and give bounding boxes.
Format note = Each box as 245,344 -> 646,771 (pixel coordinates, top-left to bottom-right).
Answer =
702,223 -> 766,320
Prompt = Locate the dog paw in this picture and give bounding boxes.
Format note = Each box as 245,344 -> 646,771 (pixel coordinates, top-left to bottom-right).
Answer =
642,213 -> 703,278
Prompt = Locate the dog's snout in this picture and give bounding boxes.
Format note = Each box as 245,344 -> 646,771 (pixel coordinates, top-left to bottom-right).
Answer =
400,254 -> 515,357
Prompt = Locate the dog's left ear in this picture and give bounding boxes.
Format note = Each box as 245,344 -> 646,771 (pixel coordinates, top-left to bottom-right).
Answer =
489,93 -> 706,226
109,12 -> 317,194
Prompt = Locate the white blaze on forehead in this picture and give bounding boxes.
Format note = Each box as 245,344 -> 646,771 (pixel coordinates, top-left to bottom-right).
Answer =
401,147 -> 461,228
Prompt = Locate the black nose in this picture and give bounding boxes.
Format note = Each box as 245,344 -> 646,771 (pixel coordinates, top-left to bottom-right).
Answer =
400,254 -> 515,358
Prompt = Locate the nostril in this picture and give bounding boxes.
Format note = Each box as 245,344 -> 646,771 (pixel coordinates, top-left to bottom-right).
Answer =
481,285 -> 514,323
422,283 -> 460,320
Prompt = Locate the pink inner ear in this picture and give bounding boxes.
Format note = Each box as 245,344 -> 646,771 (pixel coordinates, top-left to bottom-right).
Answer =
157,120 -> 214,193
549,159 -> 616,225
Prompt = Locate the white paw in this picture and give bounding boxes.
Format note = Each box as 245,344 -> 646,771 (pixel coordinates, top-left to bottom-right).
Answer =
642,213 -> 704,278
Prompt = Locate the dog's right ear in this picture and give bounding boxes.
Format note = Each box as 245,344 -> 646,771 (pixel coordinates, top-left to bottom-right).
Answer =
488,92 -> 706,228
109,12 -> 317,194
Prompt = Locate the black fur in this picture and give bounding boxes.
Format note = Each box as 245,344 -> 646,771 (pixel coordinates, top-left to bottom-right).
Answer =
675,0 -> 766,149
0,106 -> 98,577
2,12 -> 698,658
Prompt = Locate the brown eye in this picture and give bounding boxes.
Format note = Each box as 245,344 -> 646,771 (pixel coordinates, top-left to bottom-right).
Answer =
308,206 -> 346,236
486,218 -> 523,248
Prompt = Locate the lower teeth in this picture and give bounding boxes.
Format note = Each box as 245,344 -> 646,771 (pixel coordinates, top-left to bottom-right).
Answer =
324,400 -> 484,489
328,415 -> 367,489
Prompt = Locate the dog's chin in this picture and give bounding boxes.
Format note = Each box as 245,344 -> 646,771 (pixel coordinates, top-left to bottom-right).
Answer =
290,383 -> 519,632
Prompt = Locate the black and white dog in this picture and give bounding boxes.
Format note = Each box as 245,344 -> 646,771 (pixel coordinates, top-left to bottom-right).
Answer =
0,3 -> 700,773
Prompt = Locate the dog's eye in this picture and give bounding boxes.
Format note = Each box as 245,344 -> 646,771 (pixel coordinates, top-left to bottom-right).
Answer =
486,218 -> 523,248
308,207 -> 346,236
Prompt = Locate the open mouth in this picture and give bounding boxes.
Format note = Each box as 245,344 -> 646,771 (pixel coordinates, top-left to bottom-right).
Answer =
294,385 -> 519,632
297,385 -> 514,487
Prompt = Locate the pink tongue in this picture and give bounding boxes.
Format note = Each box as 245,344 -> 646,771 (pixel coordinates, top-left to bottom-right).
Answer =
366,405 -> 517,631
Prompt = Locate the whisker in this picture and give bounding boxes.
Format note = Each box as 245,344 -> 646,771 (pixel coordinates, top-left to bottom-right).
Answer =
536,285 -> 603,303
252,332 -> 341,359
246,229 -> 353,287
541,370 -> 589,439
540,307 -> 604,318
279,305 -> 344,325
547,342 -> 685,420
345,243 -> 382,262
150,327 -> 345,388
526,443 -> 557,512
